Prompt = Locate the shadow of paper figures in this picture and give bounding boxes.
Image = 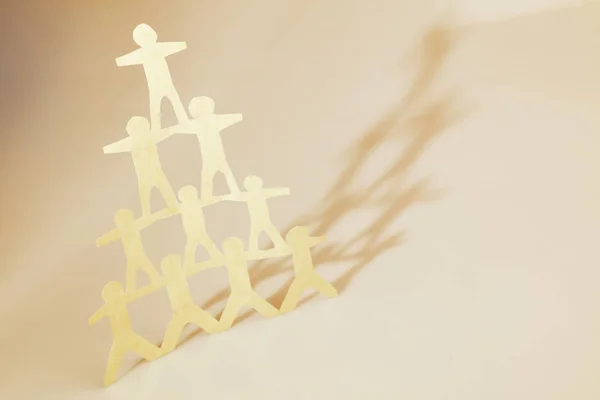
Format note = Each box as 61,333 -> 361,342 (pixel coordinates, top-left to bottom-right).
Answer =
188,20 -> 472,332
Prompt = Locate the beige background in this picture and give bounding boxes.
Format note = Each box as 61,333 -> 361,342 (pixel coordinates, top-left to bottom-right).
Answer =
1,1 -> 599,398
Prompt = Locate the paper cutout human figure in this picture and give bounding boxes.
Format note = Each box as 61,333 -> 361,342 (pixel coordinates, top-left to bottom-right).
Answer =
116,23 -> 188,130
219,237 -> 279,329
280,227 -> 338,313
170,96 -> 242,199
160,255 -> 221,352
96,209 -> 161,293
103,116 -> 179,217
89,281 -> 162,387
223,175 -> 289,253
177,185 -> 223,267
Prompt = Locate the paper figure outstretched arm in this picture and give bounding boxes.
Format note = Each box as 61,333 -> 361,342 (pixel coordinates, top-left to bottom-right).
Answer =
263,187 -> 290,198
125,280 -> 165,302
88,305 -> 108,326
186,257 -> 224,276
222,187 -> 290,201
135,211 -> 174,230
103,127 -> 176,154
96,229 -> 120,247
217,114 -> 243,130
163,121 -> 198,135
103,139 -> 132,154
115,49 -> 143,66
158,41 -> 187,57
308,235 -> 326,247
166,113 -> 243,136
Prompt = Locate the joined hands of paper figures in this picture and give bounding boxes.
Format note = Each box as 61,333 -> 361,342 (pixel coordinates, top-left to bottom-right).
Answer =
90,22 -> 338,387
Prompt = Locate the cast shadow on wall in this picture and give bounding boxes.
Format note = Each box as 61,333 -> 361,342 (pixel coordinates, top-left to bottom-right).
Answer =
179,20 -> 472,344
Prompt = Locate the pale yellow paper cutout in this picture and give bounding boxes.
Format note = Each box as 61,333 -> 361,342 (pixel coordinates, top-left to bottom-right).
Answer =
96,208 -> 162,293
116,23 -> 188,130
222,175 -> 290,254
280,226 -> 338,313
89,281 -> 162,387
103,116 -> 179,217
92,24 -> 341,387
177,185 -> 224,267
186,256 -> 227,276
170,96 -> 242,199
219,237 -> 280,329
160,254 -> 221,353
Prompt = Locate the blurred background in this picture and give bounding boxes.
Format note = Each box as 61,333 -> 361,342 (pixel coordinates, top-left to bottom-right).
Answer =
1,0 -> 600,398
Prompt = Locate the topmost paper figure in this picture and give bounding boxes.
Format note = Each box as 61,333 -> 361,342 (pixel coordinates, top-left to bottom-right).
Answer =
116,23 -> 188,130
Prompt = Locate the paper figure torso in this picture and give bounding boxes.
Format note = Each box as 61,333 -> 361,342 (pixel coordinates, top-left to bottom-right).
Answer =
226,257 -> 253,295
108,300 -> 134,338
291,248 -> 312,278
195,116 -> 228,169
118,226 -> 145,255
165,269 -> 194,313
247,193 -> 270,224
141,47 -> 175,94
131,133 -> 162,178
179,201 -> 206,237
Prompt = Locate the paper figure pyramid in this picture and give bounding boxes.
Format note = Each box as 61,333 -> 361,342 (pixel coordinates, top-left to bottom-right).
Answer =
88,23 -> 338,387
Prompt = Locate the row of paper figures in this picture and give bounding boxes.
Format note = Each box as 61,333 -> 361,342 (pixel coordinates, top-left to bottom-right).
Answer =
89,23 -> 339,387
90,227 -> 338,387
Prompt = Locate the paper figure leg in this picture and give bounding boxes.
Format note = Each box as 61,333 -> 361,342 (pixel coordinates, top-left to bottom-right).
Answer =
200,167 -> 216,200
149,93 -> 163,131
165,87 -> 188,125
279,279 -> 305,313
126,258 -> 159,293
138,181 -> 153,217
219,295 -> 244,330
248,227 -> 260,252
140,255 -> 161,285
310,273 -> 338,298
249,293 -> 279,317
187,306 -> 220,333
104,342 -> 125,387
130,333 -> 162,360
198,236 -> 222,260
161,315 -> 186,353
222,168 -> 240,194
125,264 -> 139,294
264,224 -> 287,249
156,171 -> 178,212
184,240 -> 198,267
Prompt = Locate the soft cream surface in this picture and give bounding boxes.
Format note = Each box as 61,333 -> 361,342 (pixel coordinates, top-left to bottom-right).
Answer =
1,1 -> 599,398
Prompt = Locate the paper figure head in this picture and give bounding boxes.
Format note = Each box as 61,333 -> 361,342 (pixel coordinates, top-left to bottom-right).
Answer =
286,226 -> 310,242
126,116 -> 151,137
102,281 -> 125,302
222,237 -> 245,256
188,96 -> 215,118
177,185 -> 198,203
133,23 -> 158,46
243,175 -> 263,192
161,254 -> 182,275
114,209 -> 135,227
